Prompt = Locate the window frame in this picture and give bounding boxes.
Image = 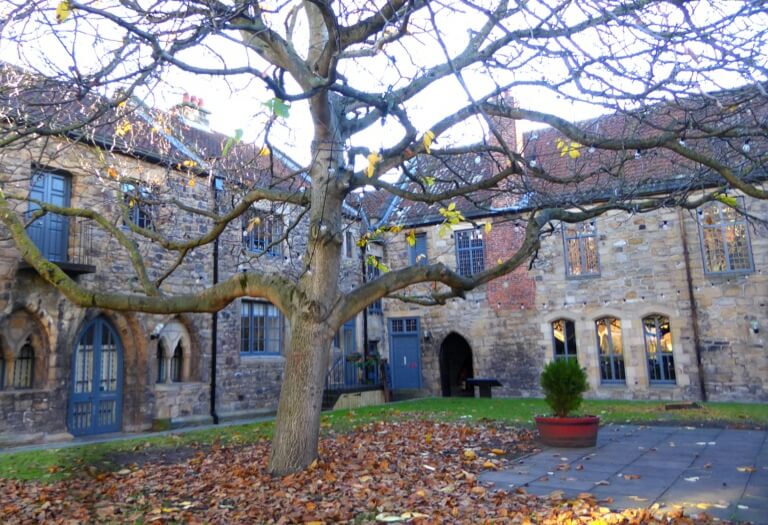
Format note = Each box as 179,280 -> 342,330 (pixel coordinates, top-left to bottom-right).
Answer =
121,182 -> 154,230
551,319 -> 578,361
367,256 -> 383,315
12,339 -> 34,389
344,230 -> 355,259
595,317 -> 626,384
643,314 -> 676,385
697,199 -> 754,275
156,342 -> 166,383
242,212 -> 283,257
454,228 -> 485,277
562,219 -> 600,279
240,300 -> 285,356
408,232 -> 428,266
170,343 -> 183,382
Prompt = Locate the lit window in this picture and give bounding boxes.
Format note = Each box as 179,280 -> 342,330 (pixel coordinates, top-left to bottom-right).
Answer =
596,318 -> 625,383
562,220 -> 599,277
170,343 -> 182,382
243,213 -> 282,256
643,315 -> 676,384
455,229 -> 484,277
551,319 -> 577,361
697,200 -> 754,274
241,301 -> 284,355
121,182 -> 154,230
409,232 -> 428,266
12,338 -> 34,389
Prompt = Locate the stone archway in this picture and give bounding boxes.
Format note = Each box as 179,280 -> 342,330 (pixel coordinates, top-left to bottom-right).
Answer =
439,333 -> 474,397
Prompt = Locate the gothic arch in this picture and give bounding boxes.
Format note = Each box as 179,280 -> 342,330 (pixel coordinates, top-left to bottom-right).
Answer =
0,309 -> 50,389
156,318 -> 197,382
439,332 -> 474,398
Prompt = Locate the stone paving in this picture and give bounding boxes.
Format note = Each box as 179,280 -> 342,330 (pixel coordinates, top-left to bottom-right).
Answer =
480,425 -> 768,524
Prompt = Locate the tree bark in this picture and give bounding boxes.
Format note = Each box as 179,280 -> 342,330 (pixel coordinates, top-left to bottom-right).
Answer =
268,315 -> 332,475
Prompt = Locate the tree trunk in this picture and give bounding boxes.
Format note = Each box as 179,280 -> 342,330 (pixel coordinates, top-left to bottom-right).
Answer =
268,315 -> 331,475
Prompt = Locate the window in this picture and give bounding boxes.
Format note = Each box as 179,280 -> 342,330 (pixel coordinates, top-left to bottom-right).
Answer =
551,319 -> 577,361
344,230 -> 355,258
563,220 -> 599,277
0,353 -> 5,389
367,257 -> 383,315
455,229 -> 484,276
170,343 -> 182,382
243,212 -> 282,256
409,233 -> 428,266
156,343 -> 166,383
241,301 -> 284,355
643,315 -> 676,384
12,338 -> 34,389
595,318 -> 625,383
122,182 -> 154,230
698,200 -> 754,274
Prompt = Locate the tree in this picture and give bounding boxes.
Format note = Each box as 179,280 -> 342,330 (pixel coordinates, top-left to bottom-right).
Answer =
0,0 -> 766,474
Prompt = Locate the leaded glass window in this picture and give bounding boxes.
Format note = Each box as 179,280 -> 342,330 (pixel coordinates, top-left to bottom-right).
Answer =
644,315 -> 676,384
122,182 -> 154,230
243,212 -> 282,256
596,318 -> 625,383
12,339 -> 34,389
563,220 -> 599,277
170,343 -> 182,382
241,301 -> 284,355
455,229 -> 485,277
698,200 -> 754,274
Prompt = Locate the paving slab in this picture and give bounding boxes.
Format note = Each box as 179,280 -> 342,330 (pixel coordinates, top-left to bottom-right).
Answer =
480,424 -> 768,525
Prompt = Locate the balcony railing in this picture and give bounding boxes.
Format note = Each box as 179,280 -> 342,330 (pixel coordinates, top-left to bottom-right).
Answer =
325,355 -> 382,392
20,217 -> 96,274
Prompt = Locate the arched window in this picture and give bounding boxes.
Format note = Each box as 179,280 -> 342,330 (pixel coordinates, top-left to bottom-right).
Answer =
13,338 -> 34,389
551,319 -> 577,361
156,341 -> 166,383
595,318 -> 625,383
643,315 -> 676,384
170,343 -> 182,383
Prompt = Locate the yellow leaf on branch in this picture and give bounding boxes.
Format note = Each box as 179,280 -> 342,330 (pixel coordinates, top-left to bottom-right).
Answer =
366,152 -> 381,178
246,216 -> 261,233
484,222 -> 492,234
406,230 -> 416,247
55,1 -> 71,23
259,146 -> 271,156
423,130 -> 435,154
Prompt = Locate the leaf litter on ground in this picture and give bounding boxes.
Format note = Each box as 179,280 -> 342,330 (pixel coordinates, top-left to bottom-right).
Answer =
0,420 -> 735,524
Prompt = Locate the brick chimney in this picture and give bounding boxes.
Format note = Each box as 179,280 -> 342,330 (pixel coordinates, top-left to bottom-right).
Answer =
487,92 -> 522,154
176,92 -> 211,131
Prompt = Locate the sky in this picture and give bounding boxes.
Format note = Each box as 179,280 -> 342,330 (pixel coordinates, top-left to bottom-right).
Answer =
1,1 -> 763,167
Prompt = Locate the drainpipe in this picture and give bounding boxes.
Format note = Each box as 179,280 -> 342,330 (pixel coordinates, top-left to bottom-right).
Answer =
678,209 -> 707,402
209,188 -> 220,424
361,245 -> 369,363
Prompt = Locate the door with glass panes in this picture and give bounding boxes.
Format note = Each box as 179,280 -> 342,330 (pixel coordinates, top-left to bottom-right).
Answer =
68,317 -> 124,435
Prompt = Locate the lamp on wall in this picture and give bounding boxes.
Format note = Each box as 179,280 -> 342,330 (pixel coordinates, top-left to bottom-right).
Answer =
423,330 -> 432,341
750,319 -> 760,334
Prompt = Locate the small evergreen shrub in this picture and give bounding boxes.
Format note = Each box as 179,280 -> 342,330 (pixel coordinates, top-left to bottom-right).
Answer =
540,358 -> 589,417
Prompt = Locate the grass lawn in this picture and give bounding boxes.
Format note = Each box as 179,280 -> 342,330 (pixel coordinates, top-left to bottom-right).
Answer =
0,397 -> 765,481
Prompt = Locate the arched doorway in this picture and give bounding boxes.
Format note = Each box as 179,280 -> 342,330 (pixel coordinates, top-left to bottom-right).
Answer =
68,316 -> 124,436
439,333 -> 474,397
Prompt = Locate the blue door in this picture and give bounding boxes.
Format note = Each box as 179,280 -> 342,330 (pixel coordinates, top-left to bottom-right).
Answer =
27,170 -> 70,262
68,317 -> 123,436
389,318 -> 421,389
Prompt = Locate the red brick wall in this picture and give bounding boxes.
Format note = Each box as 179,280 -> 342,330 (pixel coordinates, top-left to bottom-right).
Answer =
484,219 -> 536,311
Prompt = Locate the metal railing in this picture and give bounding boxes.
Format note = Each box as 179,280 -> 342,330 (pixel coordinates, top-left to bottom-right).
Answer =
325,355 -> 382,391
24,216 -> 94,267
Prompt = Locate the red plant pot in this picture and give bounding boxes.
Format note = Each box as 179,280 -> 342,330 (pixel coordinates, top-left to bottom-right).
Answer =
534,415 -> 600,447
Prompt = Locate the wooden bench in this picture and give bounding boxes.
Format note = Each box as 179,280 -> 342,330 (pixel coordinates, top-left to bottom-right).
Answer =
465,378 -> 502,398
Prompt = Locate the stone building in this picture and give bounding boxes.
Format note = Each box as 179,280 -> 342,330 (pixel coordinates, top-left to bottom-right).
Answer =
0,93 -> 371,445
372,114 -> 768,403
1,81 -> 765,446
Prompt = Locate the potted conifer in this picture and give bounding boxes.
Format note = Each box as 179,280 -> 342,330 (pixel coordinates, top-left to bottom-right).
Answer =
534,358 -> 599,447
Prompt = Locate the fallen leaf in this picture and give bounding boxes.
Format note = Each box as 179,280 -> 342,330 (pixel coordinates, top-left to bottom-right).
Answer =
737,466 -> 756,473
